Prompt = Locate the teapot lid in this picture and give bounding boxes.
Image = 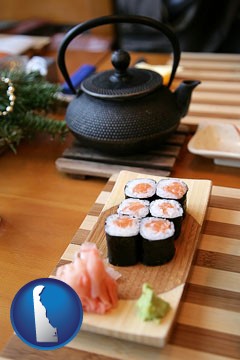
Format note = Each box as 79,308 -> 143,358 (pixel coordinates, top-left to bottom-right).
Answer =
81,49 -> 163,99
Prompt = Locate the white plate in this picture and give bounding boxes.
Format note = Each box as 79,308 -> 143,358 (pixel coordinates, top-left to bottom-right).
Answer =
188,123 -> 240,167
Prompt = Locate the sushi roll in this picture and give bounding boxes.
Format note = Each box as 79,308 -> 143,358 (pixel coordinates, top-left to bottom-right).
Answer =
105,214 -> 140,266
124,178 -> 156,201
150,199 -> 183,239
156,178 -> 188,214
140,217 -> 175,266
117,198 -> 150,218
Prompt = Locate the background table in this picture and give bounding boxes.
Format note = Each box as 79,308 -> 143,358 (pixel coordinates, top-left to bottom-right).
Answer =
0,50 -> 240,355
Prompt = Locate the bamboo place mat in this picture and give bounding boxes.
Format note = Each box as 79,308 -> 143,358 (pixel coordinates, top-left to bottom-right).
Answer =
2,172 -> 240,360
175,52 -> 240,127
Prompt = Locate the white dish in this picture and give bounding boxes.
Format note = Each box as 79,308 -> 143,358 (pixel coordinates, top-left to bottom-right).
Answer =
188,123 -> 240,167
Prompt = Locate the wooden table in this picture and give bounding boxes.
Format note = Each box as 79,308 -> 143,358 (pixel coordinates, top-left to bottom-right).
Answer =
0,49 -> 240,358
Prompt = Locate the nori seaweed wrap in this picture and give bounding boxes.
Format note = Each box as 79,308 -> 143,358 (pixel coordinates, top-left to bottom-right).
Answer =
140,217 -> 175,266
105,214 -> 140,266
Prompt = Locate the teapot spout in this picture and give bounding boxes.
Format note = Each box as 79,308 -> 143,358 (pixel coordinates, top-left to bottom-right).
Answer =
175,80 -> 201,118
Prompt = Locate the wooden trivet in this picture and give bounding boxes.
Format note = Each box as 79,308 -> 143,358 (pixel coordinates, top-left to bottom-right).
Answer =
56,125 -> 189,178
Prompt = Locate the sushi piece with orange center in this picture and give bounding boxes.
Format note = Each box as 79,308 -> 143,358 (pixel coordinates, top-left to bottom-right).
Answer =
150,199 -> 184,239
156,178 -> 188,214
105,214 -> 140,266
140,217 -> 175,266
117,198 -> 150,218
125,178 -> 156,201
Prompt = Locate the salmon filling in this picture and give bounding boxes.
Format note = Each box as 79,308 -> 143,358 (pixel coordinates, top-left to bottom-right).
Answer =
145,219 -> 171,233
122,202 -> 145,212
163,181 -> 186,198
113,217 -> 134,228
159,202 -> 174,215
133,183 -> 153,194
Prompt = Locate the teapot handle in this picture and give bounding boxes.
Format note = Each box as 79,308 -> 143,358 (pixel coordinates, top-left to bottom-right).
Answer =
58,15 -> 180,94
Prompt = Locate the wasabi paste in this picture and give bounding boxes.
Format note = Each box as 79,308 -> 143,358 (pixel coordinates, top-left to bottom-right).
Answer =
136,283 -> 170,322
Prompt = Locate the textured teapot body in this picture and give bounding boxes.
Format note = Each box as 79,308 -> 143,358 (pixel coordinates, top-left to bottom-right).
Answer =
66,86 -> 180,154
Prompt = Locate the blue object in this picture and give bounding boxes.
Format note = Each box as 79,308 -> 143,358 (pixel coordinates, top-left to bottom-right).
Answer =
61,64 -> 96,94
10,278 -> 83,350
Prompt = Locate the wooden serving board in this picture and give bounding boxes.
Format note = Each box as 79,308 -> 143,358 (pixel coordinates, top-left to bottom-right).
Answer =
55,170 -> 212,348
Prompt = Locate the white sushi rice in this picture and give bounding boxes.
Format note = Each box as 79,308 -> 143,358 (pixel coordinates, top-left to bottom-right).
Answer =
117,198 -> 149,218
105,214 -> 140,237
124,178 -> 156,199
156,178 -> 188,200
140,217 -> 175,241
150,199 -> 183,218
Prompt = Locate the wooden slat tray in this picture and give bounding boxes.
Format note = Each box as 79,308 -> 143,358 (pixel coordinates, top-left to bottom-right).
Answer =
56,126 -> 188,178
2,176 -> 240,360
56,170 -> 212,348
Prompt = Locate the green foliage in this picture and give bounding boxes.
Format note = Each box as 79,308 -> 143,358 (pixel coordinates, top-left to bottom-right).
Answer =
0,70 -> 68,153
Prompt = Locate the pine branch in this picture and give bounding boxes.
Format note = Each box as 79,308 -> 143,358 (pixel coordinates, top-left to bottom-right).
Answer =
17,112 -> 68,139
8,70 -> 60,111
0,119 -> 23,153
0,69 -> 69,153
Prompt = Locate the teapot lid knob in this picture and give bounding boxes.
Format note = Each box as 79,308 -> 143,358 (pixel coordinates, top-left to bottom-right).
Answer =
111,50 -> 130,81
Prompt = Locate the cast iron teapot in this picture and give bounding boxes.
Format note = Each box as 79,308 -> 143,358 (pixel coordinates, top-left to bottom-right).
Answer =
58,15 -> 200,154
